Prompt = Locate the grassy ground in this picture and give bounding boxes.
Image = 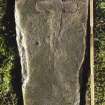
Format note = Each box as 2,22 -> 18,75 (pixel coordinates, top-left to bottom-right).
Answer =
0,35 -> 17,105
0,0 -> 22,104
86,0 -> 105,105
95,0 -> 105,104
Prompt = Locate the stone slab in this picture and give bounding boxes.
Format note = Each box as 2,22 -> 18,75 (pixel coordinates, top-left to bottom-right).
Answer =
15,0 -> 88,105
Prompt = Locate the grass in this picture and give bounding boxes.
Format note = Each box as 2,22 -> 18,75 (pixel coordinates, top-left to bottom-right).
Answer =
0,0 -> 18,104
94,0 -> 105,104
86,0 -> 105,104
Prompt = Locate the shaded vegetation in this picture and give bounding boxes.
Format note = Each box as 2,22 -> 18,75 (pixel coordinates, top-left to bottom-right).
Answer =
86,1 -> 105,105
0,0 -> 23,104
95,0 -> 105,104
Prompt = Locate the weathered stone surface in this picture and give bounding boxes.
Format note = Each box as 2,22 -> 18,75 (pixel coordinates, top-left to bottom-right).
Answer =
15,0 -> 88,105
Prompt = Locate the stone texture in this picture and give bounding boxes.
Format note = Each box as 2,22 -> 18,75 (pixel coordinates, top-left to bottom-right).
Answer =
15,0 -> 88,105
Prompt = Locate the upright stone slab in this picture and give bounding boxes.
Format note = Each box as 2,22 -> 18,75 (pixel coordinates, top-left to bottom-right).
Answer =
15,0 -> 88,105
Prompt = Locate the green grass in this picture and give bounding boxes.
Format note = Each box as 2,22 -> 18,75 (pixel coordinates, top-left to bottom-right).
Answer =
85,1 -> 105,105
94,0 -> 105,104
86,0 -> 105,104
0,0 -> 17,104
0,33 -> 17,105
